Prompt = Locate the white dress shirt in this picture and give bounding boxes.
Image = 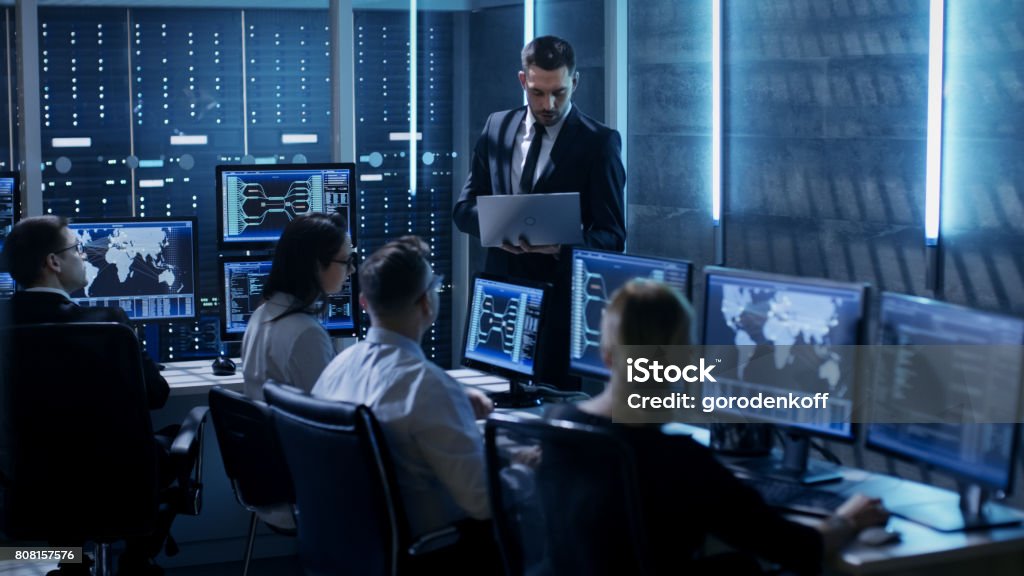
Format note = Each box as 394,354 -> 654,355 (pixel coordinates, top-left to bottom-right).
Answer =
241,292 -> 335,401
312,327 -> 489,538
511,102 -> 572,195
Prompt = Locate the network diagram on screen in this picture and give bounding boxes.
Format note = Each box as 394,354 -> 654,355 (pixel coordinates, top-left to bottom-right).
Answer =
569,250 -> 689,377
465,279 -> 543,376
221,168 -> 352,244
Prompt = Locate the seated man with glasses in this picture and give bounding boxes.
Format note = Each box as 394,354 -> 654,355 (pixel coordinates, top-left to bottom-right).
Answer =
313,235 -> 500,574
1,215 -> 173,575
3,215 -> 169,409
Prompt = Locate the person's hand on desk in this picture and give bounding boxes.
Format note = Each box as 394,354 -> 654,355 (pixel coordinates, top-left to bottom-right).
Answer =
819,494 -> 890,555
465,387 -> 495,419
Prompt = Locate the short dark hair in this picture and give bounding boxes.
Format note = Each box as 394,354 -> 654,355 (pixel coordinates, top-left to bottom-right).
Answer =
358,235 -> 432,316
264,212 -> 349,321
521,35 -> 576,75
603,279 -> 695,348
2,215 -> 70,287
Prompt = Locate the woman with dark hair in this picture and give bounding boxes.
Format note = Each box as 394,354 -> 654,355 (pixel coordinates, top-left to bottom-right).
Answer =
241,212 -> 354,401
544,280 -> 889,575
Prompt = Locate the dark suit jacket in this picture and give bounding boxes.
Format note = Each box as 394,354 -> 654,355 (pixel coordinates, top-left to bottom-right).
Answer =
11,291 -> 170,410
453,106 -> 626,386
453,105 -> 626,283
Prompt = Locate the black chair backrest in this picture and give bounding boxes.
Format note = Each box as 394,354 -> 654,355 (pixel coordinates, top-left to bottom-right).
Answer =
264,383 -> 405,576
208,386 -> 294,511
0,322 -> 158,542
484,412 -> 649,576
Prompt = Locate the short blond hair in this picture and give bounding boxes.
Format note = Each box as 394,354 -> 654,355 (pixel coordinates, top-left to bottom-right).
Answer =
600,280 -> 695,352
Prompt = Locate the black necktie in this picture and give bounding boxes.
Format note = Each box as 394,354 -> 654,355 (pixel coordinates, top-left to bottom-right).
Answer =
519,123 -> 546,195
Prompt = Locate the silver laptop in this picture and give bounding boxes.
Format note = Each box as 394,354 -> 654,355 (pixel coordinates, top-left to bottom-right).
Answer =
478,192 -> 583,248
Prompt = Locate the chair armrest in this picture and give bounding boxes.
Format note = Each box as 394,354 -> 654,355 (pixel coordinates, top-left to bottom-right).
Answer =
171,406 -> 210,459
408,525 -> 461,556
170,406 -> 210,516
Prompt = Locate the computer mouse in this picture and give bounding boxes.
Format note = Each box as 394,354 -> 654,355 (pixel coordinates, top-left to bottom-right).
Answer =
211,356 -> 237,376
857,526 -> 901,547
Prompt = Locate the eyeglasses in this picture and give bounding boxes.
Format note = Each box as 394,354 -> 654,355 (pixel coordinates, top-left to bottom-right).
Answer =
53,241 -> 84,256
421,273 -> 445,299
333,252 -> 359,273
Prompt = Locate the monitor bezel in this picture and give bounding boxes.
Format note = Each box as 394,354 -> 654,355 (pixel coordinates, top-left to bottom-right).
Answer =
215,162 -> 358,251
218,252 -> 361,342
865,291 -> 1024,492
461,272 -> 551,382
67,216 -> 200,322
701,265 -> 870,443
568,247 -> 694,380
0,170 -> 20,259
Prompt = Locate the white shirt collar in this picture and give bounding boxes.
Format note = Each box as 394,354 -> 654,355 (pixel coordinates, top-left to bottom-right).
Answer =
524,101 -> 572,140
23,286 -> 73,300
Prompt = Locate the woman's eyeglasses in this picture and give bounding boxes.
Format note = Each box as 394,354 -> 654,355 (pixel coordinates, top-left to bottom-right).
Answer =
333,252 -> 359,273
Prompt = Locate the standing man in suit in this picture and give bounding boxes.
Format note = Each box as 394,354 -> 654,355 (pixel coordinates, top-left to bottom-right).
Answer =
453,35 -> 626,385
2,215 -> 172,574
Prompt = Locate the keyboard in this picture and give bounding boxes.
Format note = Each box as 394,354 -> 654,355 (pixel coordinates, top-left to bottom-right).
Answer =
744,477 -> 847,517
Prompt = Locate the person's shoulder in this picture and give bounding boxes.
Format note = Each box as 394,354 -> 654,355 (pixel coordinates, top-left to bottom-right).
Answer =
572,107 -> 616,135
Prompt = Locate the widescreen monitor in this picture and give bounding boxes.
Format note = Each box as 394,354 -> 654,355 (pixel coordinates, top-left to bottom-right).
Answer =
67,218 -> 198,321
866,293 -> 1024,531
216,163 -> 356,249
702,267 -> 867,483
219,255 -> 358,341
569,248 -> 691,379
0,171 -> 19,257
462,274 -> 548,407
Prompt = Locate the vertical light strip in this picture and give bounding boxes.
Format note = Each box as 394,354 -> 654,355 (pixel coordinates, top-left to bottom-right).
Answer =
409,0 -> 417,197
126,9 -> 136,216
711,0 -> 722,225
924,0 -> 945,246
241,10 -> 249,157
5,9 -> 13,170
524,0 -> 533,105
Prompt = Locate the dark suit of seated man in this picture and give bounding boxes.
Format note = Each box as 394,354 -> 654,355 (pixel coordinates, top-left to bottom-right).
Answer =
2,215 -> 172,575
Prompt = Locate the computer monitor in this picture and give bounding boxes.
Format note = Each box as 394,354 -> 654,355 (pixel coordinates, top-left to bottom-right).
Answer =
0,271 -> 14,299
866,293 -> 1024,531
219,255 -> 359,341
216,163 -> 357,249
569,248 -> 692,379
67,218 -> 198,321
0,171 -> 20,257
462,274 -> 549,408
702,266 -> 868,483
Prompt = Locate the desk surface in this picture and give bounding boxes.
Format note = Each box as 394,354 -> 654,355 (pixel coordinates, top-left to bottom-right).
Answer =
162,360 -> 1024,575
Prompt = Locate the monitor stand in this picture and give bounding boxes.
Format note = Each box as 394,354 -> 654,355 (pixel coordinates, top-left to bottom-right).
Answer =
741,431 -> 843,486
488,377 -> 543,409
891,483 -> 1024,532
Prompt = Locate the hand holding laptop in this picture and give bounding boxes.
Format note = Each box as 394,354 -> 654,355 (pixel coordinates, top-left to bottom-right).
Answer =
500,236 -> 561,256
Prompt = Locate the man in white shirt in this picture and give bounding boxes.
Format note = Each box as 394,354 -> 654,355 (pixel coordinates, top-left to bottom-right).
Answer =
312,235 -> 498,571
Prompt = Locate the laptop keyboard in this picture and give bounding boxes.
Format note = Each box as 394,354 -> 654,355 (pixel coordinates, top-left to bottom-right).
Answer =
744,477 -> 847,517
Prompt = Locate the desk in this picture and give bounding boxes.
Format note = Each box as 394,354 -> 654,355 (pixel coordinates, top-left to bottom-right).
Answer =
160,362 -> 1024,575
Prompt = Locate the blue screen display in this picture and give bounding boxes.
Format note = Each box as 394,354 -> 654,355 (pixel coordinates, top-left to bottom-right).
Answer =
867,294 -> 1024,489
220,166 -> 353,245
570,249 -> 690,379
221,258 -> 356,339
464,277 -> 545,377
68,219 -> 196,320
702,270 -> 865,439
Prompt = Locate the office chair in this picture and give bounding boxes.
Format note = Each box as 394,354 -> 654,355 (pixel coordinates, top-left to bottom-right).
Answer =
0,322 -> 208,575
263,383 -> 462,576
208,386 -> 296,576
484,412 -> 650,576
